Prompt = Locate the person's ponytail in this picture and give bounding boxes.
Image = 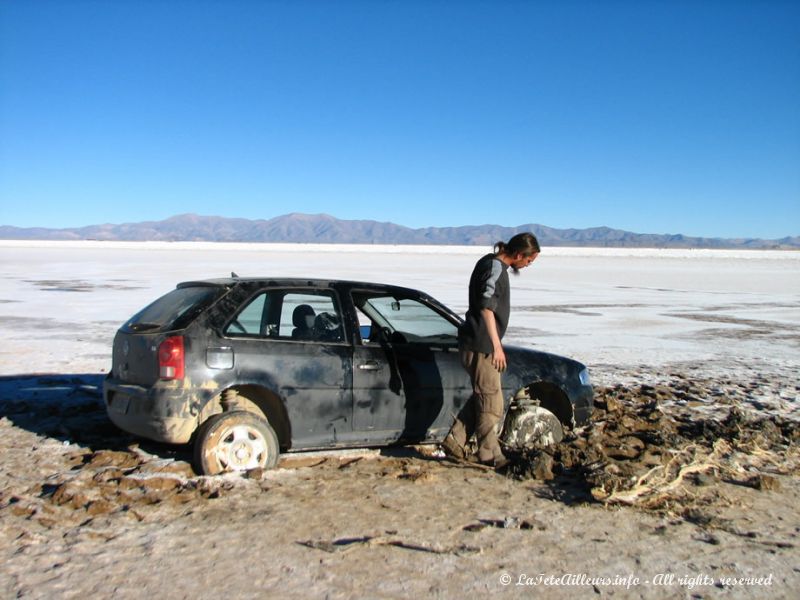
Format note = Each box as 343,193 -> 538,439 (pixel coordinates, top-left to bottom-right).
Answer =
495,233 -> 540,257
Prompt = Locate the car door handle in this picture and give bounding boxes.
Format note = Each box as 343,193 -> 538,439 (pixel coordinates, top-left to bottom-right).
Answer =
358,361 -> 382,371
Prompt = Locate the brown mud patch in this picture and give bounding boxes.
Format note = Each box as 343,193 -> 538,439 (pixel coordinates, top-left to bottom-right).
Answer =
508,381 -> 799,520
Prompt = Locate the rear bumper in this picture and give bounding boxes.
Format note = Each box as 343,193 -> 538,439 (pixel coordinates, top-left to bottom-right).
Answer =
103,377 -> 198,444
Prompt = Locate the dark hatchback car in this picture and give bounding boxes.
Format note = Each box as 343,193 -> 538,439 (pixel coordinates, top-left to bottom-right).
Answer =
104,278 -> 592,474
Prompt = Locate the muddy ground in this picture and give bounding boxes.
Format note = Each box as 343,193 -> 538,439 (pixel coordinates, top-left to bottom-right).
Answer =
0,370 -> 798,599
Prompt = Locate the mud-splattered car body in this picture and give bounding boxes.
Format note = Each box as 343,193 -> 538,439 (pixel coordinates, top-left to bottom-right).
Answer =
104,278 -> 592,473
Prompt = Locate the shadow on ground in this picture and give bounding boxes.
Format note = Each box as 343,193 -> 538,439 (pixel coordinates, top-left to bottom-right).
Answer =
0,373 -> 191,463
0,374 -> 594,506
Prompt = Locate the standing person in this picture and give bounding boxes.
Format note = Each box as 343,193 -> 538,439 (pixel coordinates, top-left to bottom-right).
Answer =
442,232 -> 540,468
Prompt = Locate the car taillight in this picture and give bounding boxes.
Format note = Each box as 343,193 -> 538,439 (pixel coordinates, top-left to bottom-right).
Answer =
158,336 -> 185,380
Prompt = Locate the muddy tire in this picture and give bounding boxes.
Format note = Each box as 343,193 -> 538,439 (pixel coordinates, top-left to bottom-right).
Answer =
501,405 -> 564,451
194,411 -> 280,475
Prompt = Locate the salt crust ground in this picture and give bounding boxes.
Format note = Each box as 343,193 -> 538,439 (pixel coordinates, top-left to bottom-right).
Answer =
0,242 -> 798,599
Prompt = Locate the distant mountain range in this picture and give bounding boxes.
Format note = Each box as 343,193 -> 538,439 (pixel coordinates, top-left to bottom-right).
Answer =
1,213 -> 798,249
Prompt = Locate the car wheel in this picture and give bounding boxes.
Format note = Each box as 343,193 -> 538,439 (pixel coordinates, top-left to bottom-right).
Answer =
194,411 -> 280,475
501,405 -> 564,451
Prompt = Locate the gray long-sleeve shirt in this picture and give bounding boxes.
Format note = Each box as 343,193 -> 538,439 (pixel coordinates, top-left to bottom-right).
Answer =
458,253 -> 510,354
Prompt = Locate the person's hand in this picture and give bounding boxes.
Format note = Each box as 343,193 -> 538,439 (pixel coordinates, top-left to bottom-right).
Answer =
492,345 -> 507,372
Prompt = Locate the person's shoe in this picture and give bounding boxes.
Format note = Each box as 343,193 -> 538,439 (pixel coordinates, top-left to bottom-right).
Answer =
494,456 -> 511,470
440,434 -> 466,461
482,456 -> 511,470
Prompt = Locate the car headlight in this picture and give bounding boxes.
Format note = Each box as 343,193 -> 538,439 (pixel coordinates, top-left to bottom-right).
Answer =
579,367 -> 591,386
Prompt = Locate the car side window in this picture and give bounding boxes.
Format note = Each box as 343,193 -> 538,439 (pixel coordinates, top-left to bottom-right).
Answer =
353,292 -> 458,345
279,292 -> 343,342
224,292 -> 270,336
225,289 -> 344,343
238,293 -> 269,334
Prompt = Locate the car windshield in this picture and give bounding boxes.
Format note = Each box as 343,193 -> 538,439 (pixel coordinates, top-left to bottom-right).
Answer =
355,293 -> 458,344
123,285 -> 224,333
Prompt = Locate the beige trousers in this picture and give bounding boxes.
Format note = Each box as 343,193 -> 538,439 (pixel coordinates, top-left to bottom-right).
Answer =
445,349 -> 505,463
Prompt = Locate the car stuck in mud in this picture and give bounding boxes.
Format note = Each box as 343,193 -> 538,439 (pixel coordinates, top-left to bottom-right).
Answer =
103,277 -> 593,474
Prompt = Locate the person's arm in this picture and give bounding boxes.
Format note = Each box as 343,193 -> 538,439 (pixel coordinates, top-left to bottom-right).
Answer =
480,308 -> 506,371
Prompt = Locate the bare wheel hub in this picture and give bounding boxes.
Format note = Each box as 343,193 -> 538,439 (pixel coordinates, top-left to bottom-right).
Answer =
501,403 -> 564,450
214,424 -> 267,471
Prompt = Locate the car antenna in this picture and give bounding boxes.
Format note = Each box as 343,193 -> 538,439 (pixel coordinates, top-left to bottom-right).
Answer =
231,271 -> 239,278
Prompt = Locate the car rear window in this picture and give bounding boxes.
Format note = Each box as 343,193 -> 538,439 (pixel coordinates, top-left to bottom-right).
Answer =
122,285 -> 225,333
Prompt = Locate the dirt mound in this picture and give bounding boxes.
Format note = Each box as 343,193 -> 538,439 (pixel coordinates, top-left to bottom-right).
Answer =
508,379 -> 799,513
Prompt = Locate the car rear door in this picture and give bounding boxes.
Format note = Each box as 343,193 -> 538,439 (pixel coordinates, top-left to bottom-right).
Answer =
222,287 -> 353,448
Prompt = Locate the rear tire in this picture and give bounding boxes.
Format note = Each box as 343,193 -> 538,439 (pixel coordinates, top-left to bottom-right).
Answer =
194,411 -> 280,475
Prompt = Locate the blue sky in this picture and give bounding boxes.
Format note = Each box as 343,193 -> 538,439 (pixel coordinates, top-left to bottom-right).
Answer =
1,1 -> 798,239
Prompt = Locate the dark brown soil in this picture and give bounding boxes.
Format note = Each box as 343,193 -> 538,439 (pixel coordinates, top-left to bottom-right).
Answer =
509,380 -> 799,515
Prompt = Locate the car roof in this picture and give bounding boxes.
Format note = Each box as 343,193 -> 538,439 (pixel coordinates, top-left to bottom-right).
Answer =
176,277 -> 431,297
